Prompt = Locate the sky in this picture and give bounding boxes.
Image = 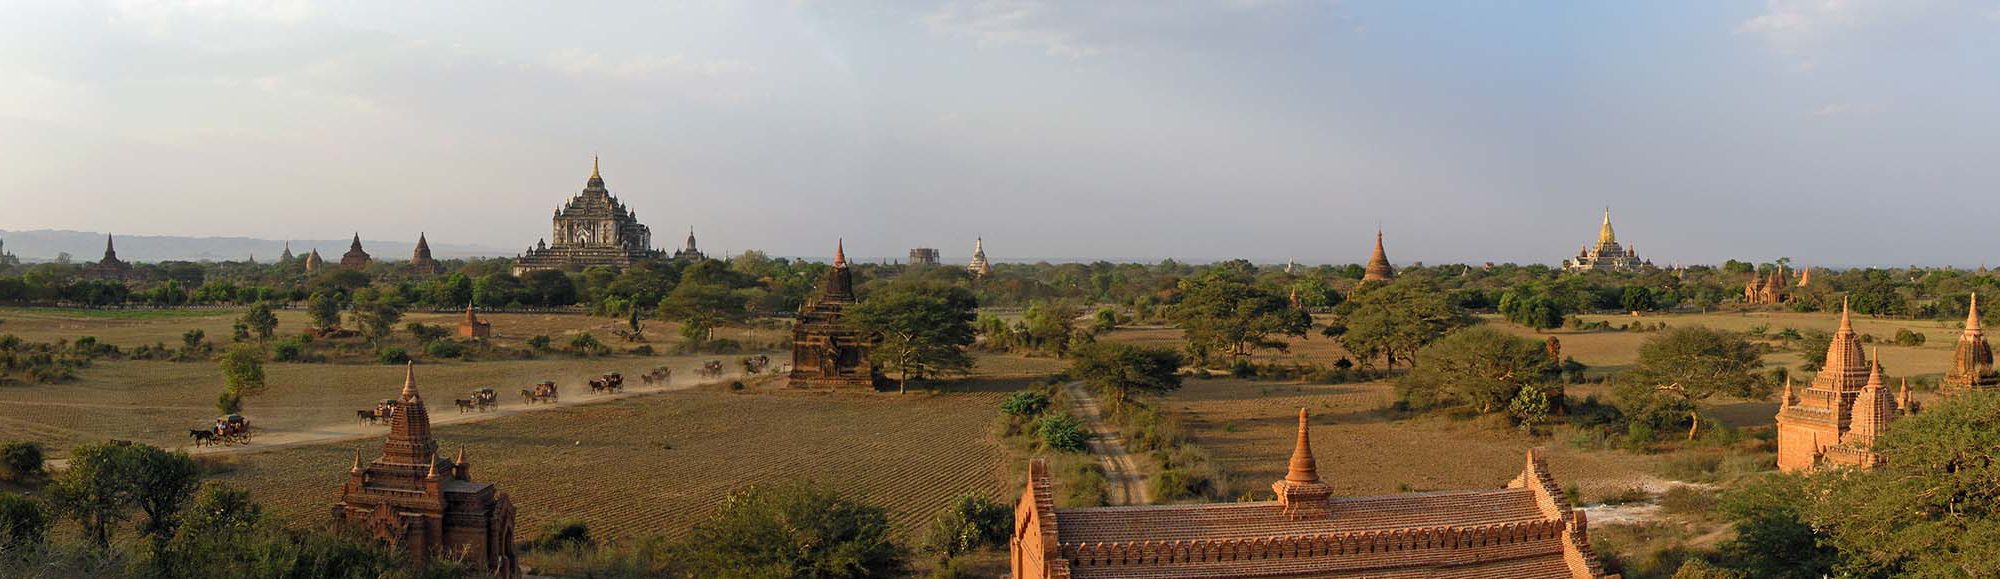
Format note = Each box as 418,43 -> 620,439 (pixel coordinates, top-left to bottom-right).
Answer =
3,0 -> 1999,267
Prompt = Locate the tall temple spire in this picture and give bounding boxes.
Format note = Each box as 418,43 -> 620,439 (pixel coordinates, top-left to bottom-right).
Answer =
382,362 -> 437,465
591,155 -> 600,180
1944,292 -> 1998,394
1839,296 -> 1852,332
1969,293 -> 1983,333
834,239 -> 847,268
1362,228 -> 1394,282
1598,207 -> 1616,244
1285,408 -> 1320,483
103,234 -> 118,260
1271,408 -> 1333,518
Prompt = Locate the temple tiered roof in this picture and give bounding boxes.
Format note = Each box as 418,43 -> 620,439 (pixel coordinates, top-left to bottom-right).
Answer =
1361,229 -> 1394,282
1943,293 -> 1998,394
513,157 -> 662,274
1012,410 -> 1606,579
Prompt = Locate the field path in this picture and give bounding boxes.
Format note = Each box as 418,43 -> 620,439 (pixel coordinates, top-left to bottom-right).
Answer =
1064,381 -> 1151,505
37,361 -> 761,470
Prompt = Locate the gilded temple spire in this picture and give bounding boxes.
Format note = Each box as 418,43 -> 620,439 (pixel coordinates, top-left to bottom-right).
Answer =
1598,207 -> 1616,244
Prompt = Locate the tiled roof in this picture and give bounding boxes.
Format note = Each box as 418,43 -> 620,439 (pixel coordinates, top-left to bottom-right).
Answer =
1054,488 -> 1548,545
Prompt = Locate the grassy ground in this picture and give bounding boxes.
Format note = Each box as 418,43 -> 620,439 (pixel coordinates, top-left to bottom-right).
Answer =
207,385 -> 1019,545
0,308 -> 790,354
1155,377 -> 1667,500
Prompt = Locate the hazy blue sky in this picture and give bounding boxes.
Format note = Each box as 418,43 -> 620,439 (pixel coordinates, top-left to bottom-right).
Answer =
3,1 -> 1998,266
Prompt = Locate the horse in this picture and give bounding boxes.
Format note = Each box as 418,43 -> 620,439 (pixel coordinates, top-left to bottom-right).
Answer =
357,409 -> 379,426
455,399 -> 476,413
189,429 -> 216,447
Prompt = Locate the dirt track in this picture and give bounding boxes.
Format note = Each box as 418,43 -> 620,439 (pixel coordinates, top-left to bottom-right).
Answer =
1065,381 -> 1151,505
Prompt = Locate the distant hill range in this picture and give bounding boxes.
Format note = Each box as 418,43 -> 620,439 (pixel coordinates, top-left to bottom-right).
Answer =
0,230 -> 514,263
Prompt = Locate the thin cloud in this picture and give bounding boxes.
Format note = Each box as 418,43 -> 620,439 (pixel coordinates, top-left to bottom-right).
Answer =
923,0 -> 1099,57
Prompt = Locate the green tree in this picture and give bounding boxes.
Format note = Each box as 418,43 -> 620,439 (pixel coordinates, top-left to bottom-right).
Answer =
656,280 -> 749,347
1620,285 -> 1657,312
1325,281 -> 1475,369
1809,391 -> 2000,577
1396,327 -> 1555,414
845,283 -> 979,393
1168,274 -> 1309,364
922,494 -> 1011,561
1069,342 -> 1184,410
47,442 -> 200,548
1022,301 -> 1083,357
217,343 -> 267,415
348,287 -> 406,342
1709,473 -> 1836,579
1621,326 -> 1766,439
237,302 -> 279,341
677,482 -> 906,578
305,291 -> 342,331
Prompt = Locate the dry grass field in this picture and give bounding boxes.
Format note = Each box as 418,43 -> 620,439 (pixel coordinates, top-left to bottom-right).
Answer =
1157,378 -> 1665,500
207,386 -> 1017,544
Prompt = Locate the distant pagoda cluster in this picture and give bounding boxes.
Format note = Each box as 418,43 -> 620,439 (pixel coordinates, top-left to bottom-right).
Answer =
1563,208 -> 1648,272
1744,264 -> 1791,305
512,158 -> 671,275
0,237 -> 18,267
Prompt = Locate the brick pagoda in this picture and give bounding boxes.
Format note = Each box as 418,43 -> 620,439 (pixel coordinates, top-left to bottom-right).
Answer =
1744,265 -> 1786,306
671,228 -> 704,262
1012,409 -> 1609,579
788,241 -> 881,389
1361,229 -> 1394,283
82,234 -> 133,281
340,233 -> 372,270
333,363 -> 520,576
1776,300 -> 1903,472
305,248 -> 324,275
457,304 -> 491,339
1941,293 -> 1997,395
512,157 -> 661,274
409,233 -> 443,274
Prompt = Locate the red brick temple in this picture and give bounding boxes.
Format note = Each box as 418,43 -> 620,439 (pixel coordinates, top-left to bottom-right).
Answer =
1775,300 -> 1905,472
1012,409 -> 1609,578
456,304 -> 491,339
787,240 -> 881,389
333,363 -> 519,576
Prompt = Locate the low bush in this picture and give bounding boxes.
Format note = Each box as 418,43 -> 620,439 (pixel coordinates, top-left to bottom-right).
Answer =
1035,415 -> 1088,453
424,340 -> 465,359
0,442 -> 43,481
375,347 -> 409,365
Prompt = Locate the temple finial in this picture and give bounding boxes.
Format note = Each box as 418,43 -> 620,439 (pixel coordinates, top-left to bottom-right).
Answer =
1840,297 -> 1853,331
834,239 -> 847,268
400,361 -> 420,401
1969,293 -> 1983,332
350,447 -> 362,474
1284,408 -> 1320,483
591,154 -> 601,179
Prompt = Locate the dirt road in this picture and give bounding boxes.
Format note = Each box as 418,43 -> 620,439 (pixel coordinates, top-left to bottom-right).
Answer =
1064,381 -> 1151,505
107,360 -> 758,466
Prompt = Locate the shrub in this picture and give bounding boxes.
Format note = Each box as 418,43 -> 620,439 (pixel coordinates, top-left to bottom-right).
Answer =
922,494 -> 1010,559
425,340 -> 466,359
270,337 -> 307,362
728,381 -> 745,391
1151,467 -> 1215,502
1058,461 -> 1109,507
1035,415 -> 1088,453
629,344 -> 654,356
375,347 -> 410,365
531,519 -> 594,551
0,492 -> 51,550
675,483 -> 906,578
566,334 -> 611,356
527,335 -> 553,350
1000,391 -> 1051,417
406,323 -> 450,342
0,442 -> 43,481
1893,328 -> 1926,347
